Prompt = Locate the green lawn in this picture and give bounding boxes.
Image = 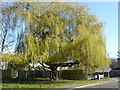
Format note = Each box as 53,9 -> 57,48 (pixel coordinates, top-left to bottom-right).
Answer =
2,78 -> 111,88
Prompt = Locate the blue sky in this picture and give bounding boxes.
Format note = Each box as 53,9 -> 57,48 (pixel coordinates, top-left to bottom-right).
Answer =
80,2 -> 118,59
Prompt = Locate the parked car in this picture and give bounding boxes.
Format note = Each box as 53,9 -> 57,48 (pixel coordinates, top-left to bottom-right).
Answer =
98,74 -> 104,79
95,72 -> 104,79
87,73 -> 97,80
87,73 -> 104,80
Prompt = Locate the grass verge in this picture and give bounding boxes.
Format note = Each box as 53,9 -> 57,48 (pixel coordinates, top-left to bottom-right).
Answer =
2,77 -> 111,88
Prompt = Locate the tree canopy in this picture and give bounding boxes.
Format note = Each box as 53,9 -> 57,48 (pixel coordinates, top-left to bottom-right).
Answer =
2,2 -> 111,80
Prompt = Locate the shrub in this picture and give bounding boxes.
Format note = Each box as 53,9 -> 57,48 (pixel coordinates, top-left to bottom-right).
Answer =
60,70 -> 86,80
2,69 -> 18,79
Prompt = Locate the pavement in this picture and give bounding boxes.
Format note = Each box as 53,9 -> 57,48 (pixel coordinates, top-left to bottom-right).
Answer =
57,78 -> 119,89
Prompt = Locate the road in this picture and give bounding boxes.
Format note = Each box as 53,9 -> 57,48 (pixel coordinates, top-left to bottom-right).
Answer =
56,78 -> 119,90
85,80 -> 118,88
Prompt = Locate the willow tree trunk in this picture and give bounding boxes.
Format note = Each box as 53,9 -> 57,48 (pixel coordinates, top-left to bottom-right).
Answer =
50,67 -> 58,80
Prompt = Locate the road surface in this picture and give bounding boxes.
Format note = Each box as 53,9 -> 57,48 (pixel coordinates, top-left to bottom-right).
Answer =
85,80 -> 118,88
56,78 -> 119,90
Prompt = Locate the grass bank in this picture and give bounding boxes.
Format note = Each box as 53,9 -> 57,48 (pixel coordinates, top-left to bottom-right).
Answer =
2,77 -> 111,88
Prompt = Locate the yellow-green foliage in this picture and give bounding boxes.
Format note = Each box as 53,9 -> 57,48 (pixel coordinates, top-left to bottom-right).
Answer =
2,53 -> 27,67
3,2 -> 111,69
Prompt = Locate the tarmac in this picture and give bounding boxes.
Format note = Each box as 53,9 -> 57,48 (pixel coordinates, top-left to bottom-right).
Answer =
57,78 -> 119,89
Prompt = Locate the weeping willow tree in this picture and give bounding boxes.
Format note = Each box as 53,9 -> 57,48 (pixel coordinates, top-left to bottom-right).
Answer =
23,2 -> 110,80
2,2 -> 111,80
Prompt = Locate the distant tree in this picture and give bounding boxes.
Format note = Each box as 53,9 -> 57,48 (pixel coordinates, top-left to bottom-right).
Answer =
0,3 -> 19,52
110,58 -> 118,69
118,51 -> 120,58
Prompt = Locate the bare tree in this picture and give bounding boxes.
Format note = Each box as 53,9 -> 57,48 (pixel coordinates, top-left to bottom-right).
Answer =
0,3 -> 18,53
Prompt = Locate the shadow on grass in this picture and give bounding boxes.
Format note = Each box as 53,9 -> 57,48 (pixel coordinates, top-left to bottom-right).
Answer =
2,78 -> 73,84
2,77 -> 110,85
2,78 -> 111,88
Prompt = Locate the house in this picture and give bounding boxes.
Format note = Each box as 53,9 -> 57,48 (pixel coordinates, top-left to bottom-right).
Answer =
110,58 -> 120,77
110,68 -> 120,77
95,66 -> 111,77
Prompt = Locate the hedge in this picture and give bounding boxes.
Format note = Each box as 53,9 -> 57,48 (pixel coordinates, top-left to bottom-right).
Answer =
60,70 -> 86,80
2,69 -> 18,79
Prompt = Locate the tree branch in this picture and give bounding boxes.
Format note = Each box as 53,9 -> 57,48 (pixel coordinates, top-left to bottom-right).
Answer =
38,62 -> 50,68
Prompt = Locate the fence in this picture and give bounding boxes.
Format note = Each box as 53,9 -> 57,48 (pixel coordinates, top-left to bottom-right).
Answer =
2,70 -> 51,79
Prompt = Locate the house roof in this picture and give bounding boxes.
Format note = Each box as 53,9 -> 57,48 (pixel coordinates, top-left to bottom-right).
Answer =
95,66 -> 110,72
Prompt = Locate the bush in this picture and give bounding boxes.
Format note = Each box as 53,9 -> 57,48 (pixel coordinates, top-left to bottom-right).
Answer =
2,69 -> 18,79
60,70 -> 86,80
